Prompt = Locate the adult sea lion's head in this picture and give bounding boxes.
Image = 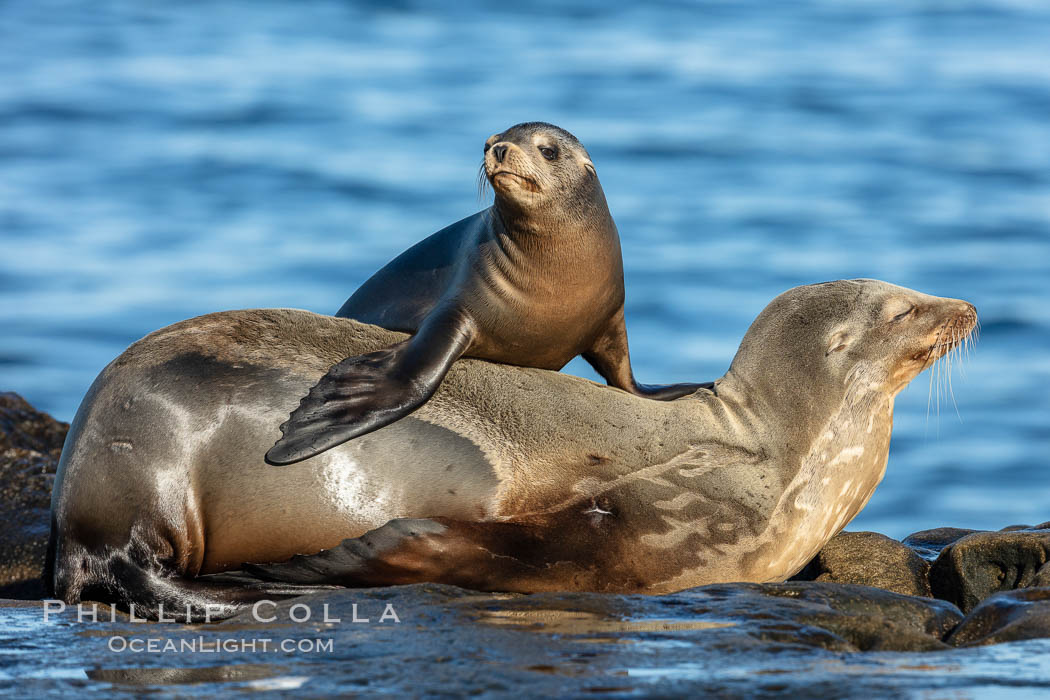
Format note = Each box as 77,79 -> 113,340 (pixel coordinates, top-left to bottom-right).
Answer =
726,279 -> 977,420
482,122 -> 603,218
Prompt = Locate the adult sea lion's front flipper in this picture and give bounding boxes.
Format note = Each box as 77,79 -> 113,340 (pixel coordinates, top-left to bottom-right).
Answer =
265,308 -> 476,465
584,306 -> 709,400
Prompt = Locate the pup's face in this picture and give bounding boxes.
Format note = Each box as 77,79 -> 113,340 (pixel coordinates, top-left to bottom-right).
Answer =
482,122 -> 597,211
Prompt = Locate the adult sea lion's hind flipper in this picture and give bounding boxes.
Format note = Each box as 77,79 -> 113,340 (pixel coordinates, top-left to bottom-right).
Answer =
265,310 -> 476,466
241,515 -> 603,592
241,519 -> 455,587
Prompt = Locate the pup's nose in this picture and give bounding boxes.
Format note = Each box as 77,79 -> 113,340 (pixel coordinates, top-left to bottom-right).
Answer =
492,144 -> 508,163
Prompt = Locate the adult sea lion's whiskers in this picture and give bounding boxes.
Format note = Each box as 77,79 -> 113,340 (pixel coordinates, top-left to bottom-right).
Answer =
925,310 -> 977,427
926,323 -> 947,427
945,326 -> 962,421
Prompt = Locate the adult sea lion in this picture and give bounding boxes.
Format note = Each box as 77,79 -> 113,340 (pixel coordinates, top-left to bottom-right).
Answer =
47,280 -> 976,621
265,121 -> 702,466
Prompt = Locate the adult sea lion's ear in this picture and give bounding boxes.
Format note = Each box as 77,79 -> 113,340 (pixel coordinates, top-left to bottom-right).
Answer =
825,330 -> 851,356
582,160 -> 596,177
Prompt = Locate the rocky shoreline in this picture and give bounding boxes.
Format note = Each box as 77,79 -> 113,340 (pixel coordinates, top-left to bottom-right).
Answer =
4,391 -> 1050,694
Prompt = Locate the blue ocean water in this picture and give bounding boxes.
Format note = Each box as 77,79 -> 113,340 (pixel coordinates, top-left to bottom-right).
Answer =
0,0 -> 1047,538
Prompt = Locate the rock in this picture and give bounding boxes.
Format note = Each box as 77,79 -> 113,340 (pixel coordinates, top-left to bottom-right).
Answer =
791,531 -> 931,597
0,392 -> 68,456
223,581 -> 961,653
948,587 -> 1050,646
6,582 -> 1045,696
717,582 -> 961,651
1031,562 -> 1050,589
0,393 -> 67,598
929,530 -> 1050,613
902,527 -> 982,561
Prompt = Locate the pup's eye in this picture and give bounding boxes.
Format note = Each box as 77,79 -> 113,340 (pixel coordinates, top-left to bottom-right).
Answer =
891,305 -> 915,323
539,146 -> 558,160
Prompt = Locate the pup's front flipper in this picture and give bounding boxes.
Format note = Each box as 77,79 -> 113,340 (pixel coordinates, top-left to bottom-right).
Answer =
265,308 -> 476,465
584,306 -> 710,401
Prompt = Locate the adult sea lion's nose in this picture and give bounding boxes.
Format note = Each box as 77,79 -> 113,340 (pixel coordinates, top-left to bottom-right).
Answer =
492,144 -> 508,163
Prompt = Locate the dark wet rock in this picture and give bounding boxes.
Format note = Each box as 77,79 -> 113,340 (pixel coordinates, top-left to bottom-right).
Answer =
87,664 -> 279,686
6,583 -> 1000,697
225,581 -> 960,653
712,582 -> 961,651
791,531 -> 931,597
902,527 -> 982,562
0,393 -> 67,598
929,530 -> 1050,613
948,587 -> 1050,646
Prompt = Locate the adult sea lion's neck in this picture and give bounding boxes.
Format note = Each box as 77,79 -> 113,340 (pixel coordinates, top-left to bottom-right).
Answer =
710,364 -> 896,482
708,368 -> 845,466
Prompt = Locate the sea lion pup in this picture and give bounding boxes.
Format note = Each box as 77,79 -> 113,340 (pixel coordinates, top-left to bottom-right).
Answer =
47,280 -> 975,621
264,121 -> 703,466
